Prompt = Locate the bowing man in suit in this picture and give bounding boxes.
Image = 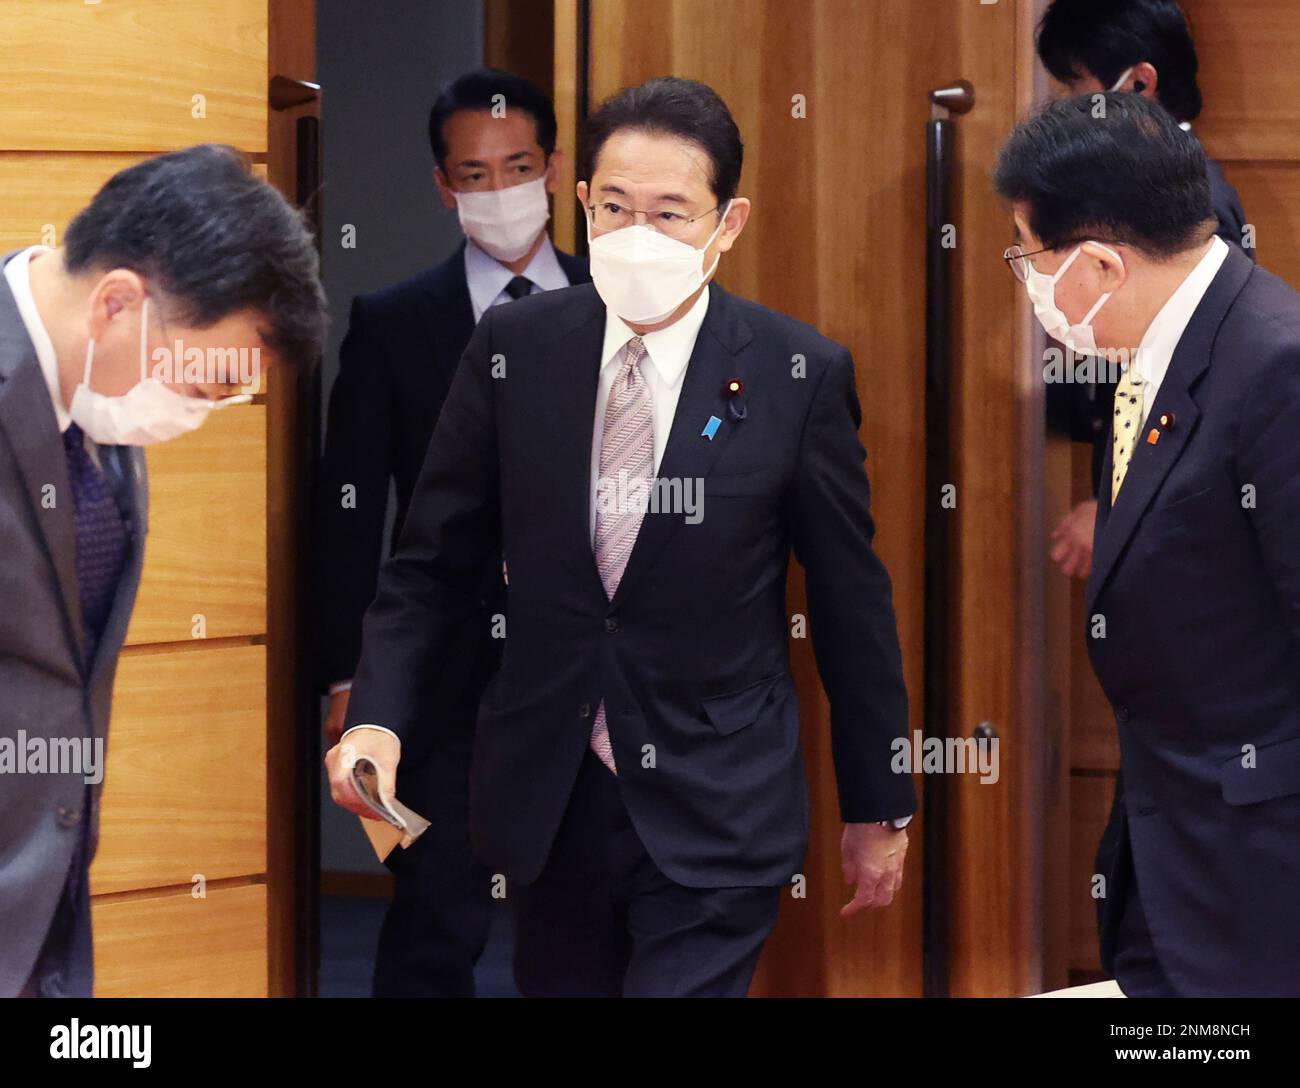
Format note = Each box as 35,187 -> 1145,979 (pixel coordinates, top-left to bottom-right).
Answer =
997,93 -> 1300,996
0,145 -> 326,998
1037,0 -> 1257,582
326,76 -> 915,998
315,69 -> 589,998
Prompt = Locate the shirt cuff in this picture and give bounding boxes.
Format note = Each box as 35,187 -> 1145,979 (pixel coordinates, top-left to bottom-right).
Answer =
339,724 -> 401,749
328,680 -> 353,695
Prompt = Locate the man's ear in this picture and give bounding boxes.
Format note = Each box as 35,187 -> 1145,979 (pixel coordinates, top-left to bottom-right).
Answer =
86,269 -> 146,340
714,197 -> 751,254
1081,241 -> 1127,293
543,150 -> 564,195
434,167 -> 457,211
1132,61 -> 1159,99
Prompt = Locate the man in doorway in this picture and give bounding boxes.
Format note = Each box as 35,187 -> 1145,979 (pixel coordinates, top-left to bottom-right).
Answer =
314,68 -> 589,997
326,76 -> 914,997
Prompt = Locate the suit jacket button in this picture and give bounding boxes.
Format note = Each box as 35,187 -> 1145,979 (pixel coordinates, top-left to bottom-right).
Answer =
1115,705 -> 1130,723
56,805 -> 81,828
579,703 -> 592,719
604,617 -> 619,634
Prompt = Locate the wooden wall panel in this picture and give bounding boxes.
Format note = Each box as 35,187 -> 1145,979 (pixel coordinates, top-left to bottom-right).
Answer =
1221,162 -> 1300,291
0,153 -> 145,250
0,0 -> 267,153
90,645 -> 268,895
92,884 -> 268,997
125,405 -> 267,644
1181,0 -> 1300,162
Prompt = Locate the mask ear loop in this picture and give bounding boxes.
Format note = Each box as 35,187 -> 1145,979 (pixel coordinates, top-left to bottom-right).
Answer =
1079,242 -> 1123,324
138,297 -> 151,382
82,336 -> 95,386
701,200 -> 733,279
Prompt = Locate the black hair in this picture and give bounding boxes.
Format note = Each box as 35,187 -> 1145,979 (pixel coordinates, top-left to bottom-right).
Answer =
1037,0 -> 1203,123
427,67 -> 558,170
581,76 -> 744,207
993,92 -> 1214,258
63,144 -> 326,367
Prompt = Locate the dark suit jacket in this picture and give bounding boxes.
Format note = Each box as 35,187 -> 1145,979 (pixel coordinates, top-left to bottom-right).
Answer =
1049,154 -> 1255,491
1086,244 -> 1300,996
346,281 -> 916,889
316,242 -> 589,700
0,255 -> 148,995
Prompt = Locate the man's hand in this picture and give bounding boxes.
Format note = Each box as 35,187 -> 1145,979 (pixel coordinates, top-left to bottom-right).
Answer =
324,688 -> 351,747
324,726 -> 401,819
1049,498 -> 1098,580
840,822 -> 908,916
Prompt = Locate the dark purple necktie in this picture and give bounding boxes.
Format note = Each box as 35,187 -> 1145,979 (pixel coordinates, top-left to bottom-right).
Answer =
61,423 -> 129,657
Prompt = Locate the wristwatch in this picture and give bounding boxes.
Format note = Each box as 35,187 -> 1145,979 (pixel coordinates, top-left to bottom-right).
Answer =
879,815 -> 913,831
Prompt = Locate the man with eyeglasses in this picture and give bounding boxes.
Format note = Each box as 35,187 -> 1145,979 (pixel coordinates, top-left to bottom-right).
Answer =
1036,0 -> 1255,583
997,93 -> 1300,997
325,76 -> 914,997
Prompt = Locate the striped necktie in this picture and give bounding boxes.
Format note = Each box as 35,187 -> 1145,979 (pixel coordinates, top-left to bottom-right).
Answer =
589,336 -> 654,773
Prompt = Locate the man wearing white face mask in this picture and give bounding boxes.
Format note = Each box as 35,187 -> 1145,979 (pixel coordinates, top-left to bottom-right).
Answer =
315,69 -> 589,997
327,76 -> 914,997
997,94 -> 1300,997
0,145 -> 326,998
1036,0 -> 1254,582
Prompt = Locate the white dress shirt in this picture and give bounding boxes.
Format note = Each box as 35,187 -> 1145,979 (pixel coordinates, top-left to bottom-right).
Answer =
4,245 -> 72,433
589,285 -> 711,542
1125,235 -> 1229,426
464,233 -> 571,322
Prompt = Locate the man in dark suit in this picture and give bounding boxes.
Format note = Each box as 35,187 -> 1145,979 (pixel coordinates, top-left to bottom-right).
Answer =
0,145 -> 325,997
1037,0 -> 1256,579
315,69 -> 588,997
998,93 -> 1300,996
326,76 -> 914,998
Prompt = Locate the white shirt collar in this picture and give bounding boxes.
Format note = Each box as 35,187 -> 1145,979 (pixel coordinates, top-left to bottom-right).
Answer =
1131,235 -> 1229,391
3,245 -> 71,432
598,284 -> 711,391
464,232 -> 570,322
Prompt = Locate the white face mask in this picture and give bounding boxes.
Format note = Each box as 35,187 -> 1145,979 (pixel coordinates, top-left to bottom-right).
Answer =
587,201 -> 731,324
1109,66 -> 1134,92
1022,243 -> 1121,357
68,298 -> 252,446
454,174 -> 551,262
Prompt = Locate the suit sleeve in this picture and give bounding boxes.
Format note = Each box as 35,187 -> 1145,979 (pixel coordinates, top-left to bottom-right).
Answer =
1239,342 -> 1300,651
314,296 -> 395,689
787,347 -> 917,823
343,307 -> 502,753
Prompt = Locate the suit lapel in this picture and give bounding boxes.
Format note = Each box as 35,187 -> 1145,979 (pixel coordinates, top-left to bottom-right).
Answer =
0,274 -> 86,668
1086,246 -> 1254,611
610,284 -> 752,607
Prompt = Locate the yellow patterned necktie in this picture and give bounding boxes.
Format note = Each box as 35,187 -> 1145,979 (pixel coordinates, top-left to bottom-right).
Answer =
1111,365 -> 1146,503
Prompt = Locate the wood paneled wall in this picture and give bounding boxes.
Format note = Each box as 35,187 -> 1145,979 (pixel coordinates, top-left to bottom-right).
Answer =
0,0 -> 279,997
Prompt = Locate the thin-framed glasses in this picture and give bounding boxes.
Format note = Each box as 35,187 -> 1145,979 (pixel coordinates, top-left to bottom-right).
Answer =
1002,239 -> 1126,283
587,199 -> 722,241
